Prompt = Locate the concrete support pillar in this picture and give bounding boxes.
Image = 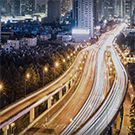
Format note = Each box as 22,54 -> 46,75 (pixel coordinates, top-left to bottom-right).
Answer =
30,108 -> 35,123
70,79 -> 73,87
66,83 -> 69,92
48,98 -> 51,109
2,125 -> 9,135
59,89 -> 62,99
116,113 -> 120,131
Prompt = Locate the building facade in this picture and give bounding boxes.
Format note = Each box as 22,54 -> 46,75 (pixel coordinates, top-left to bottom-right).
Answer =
35,0 -> 47,13
102,0 -> 115,20
124,0 -> 132,19
93,0 -> 102,25
61,0 -> 72,15
78,0 -> 94,38
20,0 -> 35,15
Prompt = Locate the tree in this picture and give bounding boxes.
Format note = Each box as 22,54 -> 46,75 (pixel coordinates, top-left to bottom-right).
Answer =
129,97 -> 135,135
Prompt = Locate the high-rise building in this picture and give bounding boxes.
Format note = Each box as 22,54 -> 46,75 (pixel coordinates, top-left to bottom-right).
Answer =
55,0 -> 61,22
102,0 -> 115,20
48,0 -> 56,23
72,0 -> 93,38
93,0 -> 102,25
114,0 -> 124,18
1,0 -> 6,15
10,0 -> 20,16
132,0 -> 135,13
20,0 -> 35,15
35,0 -> 47,13
124,0 -> 132,19
61,0 -> 72,15
131,8 -> 135,26
72,0 -> 78,27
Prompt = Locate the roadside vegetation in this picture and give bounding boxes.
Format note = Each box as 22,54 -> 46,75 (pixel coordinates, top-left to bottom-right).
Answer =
0,42 -> 76,109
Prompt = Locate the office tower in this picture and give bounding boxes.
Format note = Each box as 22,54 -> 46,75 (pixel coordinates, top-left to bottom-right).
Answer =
131,8 -> 135,26
20,0 -> 35,15
55,0 -> 61,22
132,0 -> 135,13
1,0 -> 7,15
72,0 -> 78,27
102,0 -> 114,20
114,0 -> 124,18
114,0 -> 119,17
14,0 -> 20,16
48,0 -> 56,23
35,0 -> 47,13
72,0 -> 93,38
124,0 -> 132,18
93,0 -> 102,25
61,0 -> 72,15
119,0 -> 124,18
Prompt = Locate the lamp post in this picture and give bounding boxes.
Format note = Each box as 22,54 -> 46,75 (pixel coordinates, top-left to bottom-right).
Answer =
25,73 -> 29,97
43,67 -> 48,87
67,56 -> 70,68
54,62 -> 59,80
63,59 -> 66,71
0,85 -> 2,89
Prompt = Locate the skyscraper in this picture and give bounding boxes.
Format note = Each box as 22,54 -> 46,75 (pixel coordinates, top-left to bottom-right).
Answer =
1,0 -> 6,15
124,0 -> 132,19
93,0 -> 102,25
20,0 -> 35,15
72,0 -> 78,27
78,0 -> 94,38
102,0 -> 114,20
72,0 -> 93,38
35,0 -> 47,13
61,0 -> 72,15
48,0 -> 56,23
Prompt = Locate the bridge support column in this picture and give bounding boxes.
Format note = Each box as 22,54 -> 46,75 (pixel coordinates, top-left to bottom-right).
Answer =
59,89 -> 62,99
66,82 -> 69,92
48,98 -> 51,109
70,79 -> 73,87
2,125 -> 9,135
30,108 -> 35,123
116,113 -> 120,131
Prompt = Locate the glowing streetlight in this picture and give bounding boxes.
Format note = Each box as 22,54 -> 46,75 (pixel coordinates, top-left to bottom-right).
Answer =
63,59 -> 66,63
70,118 -> 73,122
55,62 -> 59,67
67,56 -> 70,60
70,53 -> 73,56
43,67 -> 48,87
25,73 -> 30,97
0,84 -> 2,90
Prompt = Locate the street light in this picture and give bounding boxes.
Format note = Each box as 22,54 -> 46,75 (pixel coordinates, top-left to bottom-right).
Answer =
70,53 -> 73,56
63,59 -> 66,63
54,62 -> 59,80
25,73 -> 30,97
0,85 -> 2,89
67,56 -> 70,60
43,67 -> 48,87
62,59 -> 66,71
